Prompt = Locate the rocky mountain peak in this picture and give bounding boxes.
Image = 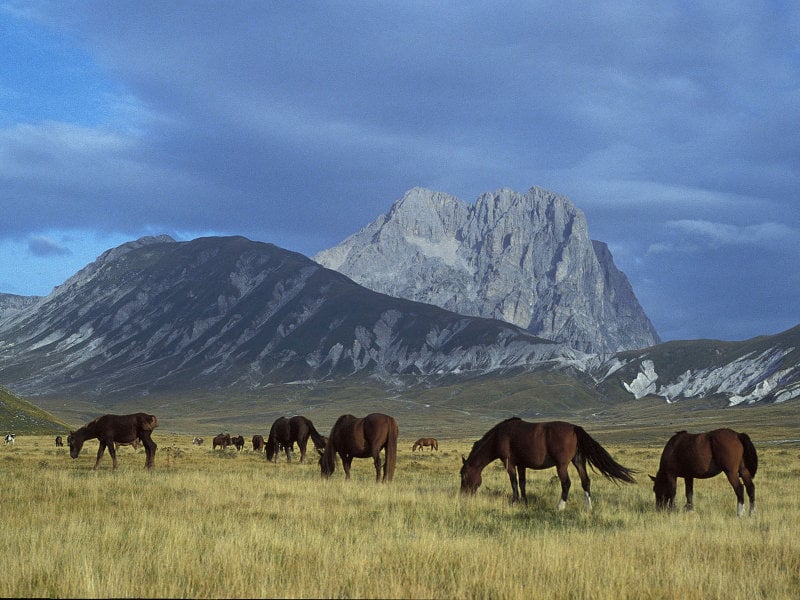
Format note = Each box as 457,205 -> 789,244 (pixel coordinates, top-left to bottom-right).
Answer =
315,186 -> 660,353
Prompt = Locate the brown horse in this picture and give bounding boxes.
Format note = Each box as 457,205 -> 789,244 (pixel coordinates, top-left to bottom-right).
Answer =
212,433 -> 232,450
232,435 -> 245,451
319,413 -> 398,482
252,434 -> 265,452
650,429 -> 758,516
412,437 -> 438,451
67,413 -> 158,469
55,435 -> 64,447
460,418 -> 635,509
266,416 -> 327,463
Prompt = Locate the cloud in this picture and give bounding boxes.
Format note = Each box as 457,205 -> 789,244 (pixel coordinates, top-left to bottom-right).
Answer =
665,220 -> 798,249
27,235 -> 71,256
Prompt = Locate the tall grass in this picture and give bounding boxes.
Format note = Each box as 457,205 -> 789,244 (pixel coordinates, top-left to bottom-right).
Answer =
1,436 -> 797,598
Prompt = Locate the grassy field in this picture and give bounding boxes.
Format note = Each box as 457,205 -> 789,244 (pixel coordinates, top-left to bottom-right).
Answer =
1,426 -> 798,599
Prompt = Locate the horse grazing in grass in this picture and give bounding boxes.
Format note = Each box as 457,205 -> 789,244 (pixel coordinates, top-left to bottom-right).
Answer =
319,413 -> 398,482
55,435 -> 64,447
232,435 -> 245,451
412,437 -> 438,452
650,429 -> 758,516
266,416 -> 327,463
252,434 -> 265,452
67,413 -> 158,469
460,418 -> 635,510
212,434 -> 231,450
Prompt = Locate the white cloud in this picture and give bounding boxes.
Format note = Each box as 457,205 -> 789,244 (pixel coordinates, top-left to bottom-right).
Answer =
666,219 -> 798,249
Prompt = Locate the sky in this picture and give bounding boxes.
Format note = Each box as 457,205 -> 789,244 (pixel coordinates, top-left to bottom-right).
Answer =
1,2 -> 798,343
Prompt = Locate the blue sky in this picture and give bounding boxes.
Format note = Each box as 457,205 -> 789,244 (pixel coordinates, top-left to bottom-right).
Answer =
1,2 -> 798,342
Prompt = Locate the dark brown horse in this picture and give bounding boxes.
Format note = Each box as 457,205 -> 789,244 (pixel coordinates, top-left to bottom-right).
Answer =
412,437 -> 438,451
212,433 -> 232,450
266,416 -> 327,463
67,413 -> 158,469
319,413 -> 398,482
55,435 -> 64,447
232,435 -> 245,451
252,434 -> 265,452
460,418 -> 635,509
650,429 -> 758,516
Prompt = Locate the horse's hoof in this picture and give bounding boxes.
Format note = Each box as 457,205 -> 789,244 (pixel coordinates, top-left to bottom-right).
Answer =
557,499 -> 566,511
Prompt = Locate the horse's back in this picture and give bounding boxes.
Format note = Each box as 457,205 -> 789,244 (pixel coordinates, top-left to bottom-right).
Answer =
662,429 -> 745,478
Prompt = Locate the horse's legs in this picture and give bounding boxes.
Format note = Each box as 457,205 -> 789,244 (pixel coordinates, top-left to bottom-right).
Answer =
342,455 -> 353,480
556,463 -> 571,510
684,477 -> 694,512
505,460 -> 520,503
298,438 -> 308,463
141,432 -> 157,469
98,441 -> 114,470
372,451 -> 383,482
724,469 -> 746,516
571,456 -> 592,510
741,468 -> 756,515
517,466 -> 528,504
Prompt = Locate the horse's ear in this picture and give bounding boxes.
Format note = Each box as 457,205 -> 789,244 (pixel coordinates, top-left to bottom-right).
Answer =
648,475 -> 656,482
461,454 -> 466,465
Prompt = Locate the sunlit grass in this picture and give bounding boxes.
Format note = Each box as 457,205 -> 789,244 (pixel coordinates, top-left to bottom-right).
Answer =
0,435 -> 797,598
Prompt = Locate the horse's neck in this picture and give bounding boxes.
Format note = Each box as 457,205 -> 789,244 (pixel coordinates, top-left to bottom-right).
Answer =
467,438 -> 497,470
73,426 -> 97,443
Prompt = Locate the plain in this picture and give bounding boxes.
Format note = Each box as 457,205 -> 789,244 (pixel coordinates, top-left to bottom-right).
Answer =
1,425 -> 798,599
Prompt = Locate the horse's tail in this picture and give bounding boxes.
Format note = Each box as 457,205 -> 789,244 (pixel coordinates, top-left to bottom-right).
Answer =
575,426 -> 636,484
384,417 -> 398,482
308,422 -> 326,450
739,432 -> 758,477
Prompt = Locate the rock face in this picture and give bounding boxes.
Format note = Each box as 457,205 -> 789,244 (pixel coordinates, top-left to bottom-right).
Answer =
0,293 -> 42,322
315,186 -> 660,353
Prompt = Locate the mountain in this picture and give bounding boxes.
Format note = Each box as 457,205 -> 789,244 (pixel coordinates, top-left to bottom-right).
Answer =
590,325 -> 800,405
0,293 -> 41,321
0,235 -> 581,399
314,186 -> 660,354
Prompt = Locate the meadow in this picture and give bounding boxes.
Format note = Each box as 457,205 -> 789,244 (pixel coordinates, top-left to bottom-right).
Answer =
1,428 -> 798,599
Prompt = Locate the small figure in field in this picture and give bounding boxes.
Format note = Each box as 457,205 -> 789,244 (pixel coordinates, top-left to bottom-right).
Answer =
412,437 -> 438,451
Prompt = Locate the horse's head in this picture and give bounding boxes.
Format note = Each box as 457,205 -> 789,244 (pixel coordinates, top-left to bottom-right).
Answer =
459,455 -> 481,494
649,472 -> 675,510
67,432 -> 82,459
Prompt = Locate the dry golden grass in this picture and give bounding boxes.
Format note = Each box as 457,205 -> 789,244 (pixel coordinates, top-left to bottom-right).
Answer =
0,434 -> 798,598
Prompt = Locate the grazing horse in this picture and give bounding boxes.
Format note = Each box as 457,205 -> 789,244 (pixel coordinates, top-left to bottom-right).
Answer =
4,433 -> 15,445
412,437 -> 438,452
192,437 -> 204,446
252,434 -> 265,452
55,435 -> 64,447
650,429 -> 758,516
460,418 -> 635,510
212,433 -> 232,450
232,435 -> 245,451
266,416 -> 327,463
319,413 -> 398,482
67,413 -> 158,469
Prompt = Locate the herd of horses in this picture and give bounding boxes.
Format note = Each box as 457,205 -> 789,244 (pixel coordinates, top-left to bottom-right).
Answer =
51,411 -> 759,515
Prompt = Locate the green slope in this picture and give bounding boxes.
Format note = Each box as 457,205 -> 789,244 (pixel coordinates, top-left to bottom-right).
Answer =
0,386 -> 72,434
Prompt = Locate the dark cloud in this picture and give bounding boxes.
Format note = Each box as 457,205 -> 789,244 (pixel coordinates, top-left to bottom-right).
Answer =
1,2 -> 798,341
27,235 -> 71,256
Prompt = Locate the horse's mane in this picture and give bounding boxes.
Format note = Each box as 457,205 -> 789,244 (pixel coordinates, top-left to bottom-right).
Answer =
468,417 -> 521,456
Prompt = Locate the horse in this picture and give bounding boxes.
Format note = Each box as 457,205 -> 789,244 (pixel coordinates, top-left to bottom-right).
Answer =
252,434 -> 265,452
412,437 -> 438,451
212,433 -> 232,450
232,435 -> 245,451
650,429 -> 758,516
266,416 -> 327,463
55,435 -> 64,447
4,433 -> 15,445
319,413 -> 398,482
67,413 -> 158,470
460,418 -> 635,510
192,437 -> 204,446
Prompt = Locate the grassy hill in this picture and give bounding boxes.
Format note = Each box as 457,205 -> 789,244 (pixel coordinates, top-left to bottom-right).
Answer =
0,386 -> 71,434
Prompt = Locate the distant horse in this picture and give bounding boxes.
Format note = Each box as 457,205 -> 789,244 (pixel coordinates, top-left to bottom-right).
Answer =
212,434 -> 232,450
266,416 -> 327,463
67,413 -> 158,470
4,433 -> 15,445
650,429 -> 758,516
192,437 -> 204,446
252,434 -> 265,452
55,435 -> 64,447
232,435 -> 245,451
412,437 -> 438,452
460,418 -> 635,510
319,413 -> 398,482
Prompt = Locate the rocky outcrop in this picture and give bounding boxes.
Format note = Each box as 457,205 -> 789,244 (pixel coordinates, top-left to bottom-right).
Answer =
315,186 -> 660,353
